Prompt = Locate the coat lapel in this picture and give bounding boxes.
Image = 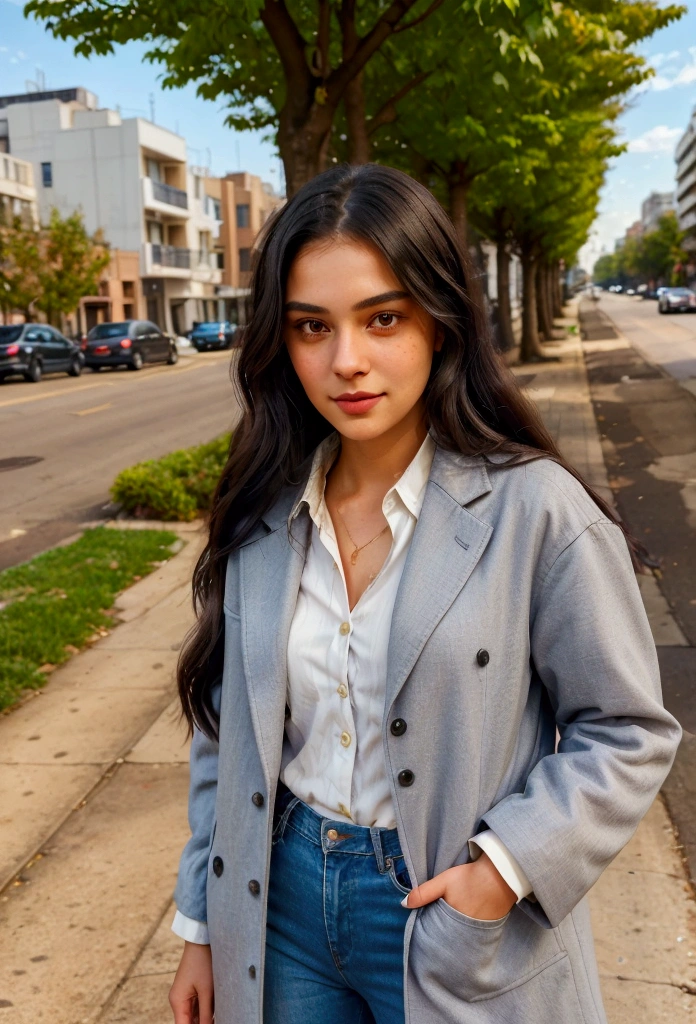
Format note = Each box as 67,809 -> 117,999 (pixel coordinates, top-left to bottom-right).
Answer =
385,448 -> 494,711
239,485 -> 309,790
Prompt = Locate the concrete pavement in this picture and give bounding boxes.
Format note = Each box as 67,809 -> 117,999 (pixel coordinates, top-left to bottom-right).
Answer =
0,310 -> 694,1022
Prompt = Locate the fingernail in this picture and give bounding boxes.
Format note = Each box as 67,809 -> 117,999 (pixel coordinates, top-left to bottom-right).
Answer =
401,895 -> 410,909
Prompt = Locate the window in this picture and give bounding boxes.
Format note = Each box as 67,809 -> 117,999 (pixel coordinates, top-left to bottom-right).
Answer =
41,162 -> 53,188
212,198 -> 222,221
122,281 -> 135,299
123,303 -> 134,320
236,203 -> 250,228
239,247 -> 251,273
146,158 -> 161,182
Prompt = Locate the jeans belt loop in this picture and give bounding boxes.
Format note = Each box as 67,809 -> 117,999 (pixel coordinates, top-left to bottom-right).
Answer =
370,826 -> 387,873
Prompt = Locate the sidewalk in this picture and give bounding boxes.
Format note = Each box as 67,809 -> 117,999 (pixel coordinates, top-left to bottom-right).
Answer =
0,313 -> 694,1023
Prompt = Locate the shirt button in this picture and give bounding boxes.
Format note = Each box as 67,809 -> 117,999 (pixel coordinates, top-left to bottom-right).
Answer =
339,621 -> 350,635
337,684 -> 348,698
327,828 -> 339,841
340,731 -> 351,748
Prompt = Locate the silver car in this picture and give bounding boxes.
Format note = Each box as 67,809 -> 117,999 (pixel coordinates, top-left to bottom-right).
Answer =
658,287 -> 696,313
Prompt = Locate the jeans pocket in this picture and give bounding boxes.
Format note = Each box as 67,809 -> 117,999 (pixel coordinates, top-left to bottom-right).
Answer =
272,795 -> 300,847
387,856 -> 412,895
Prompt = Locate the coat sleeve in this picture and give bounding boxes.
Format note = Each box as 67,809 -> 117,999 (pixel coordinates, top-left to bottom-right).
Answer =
173,680 -> 222,924
481,520 -> 681,928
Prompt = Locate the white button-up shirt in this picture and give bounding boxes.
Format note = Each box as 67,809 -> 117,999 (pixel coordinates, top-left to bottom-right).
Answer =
281,431 -> 435,828
172,432 -> 531,944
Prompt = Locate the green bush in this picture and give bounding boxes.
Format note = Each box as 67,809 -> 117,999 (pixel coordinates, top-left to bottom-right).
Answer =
111,434 -> 230,521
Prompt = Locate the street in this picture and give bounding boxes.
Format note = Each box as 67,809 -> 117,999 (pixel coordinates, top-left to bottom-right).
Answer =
598,291 -> 696,382
0,350 -> 241,570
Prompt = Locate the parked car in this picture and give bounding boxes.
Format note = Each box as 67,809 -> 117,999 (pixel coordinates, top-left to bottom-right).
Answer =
83,320 -> 178,370
0,323 -> 83,384
190,321 -> 238,351
657,287 -> 696,314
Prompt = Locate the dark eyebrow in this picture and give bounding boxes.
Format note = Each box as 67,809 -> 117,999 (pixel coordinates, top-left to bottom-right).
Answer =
283,290 -> 410,315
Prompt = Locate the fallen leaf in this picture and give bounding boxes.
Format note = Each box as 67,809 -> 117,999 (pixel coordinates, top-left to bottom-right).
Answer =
38,663 -> 56,674
109,561 -> 119,570
64,645 -> 79,656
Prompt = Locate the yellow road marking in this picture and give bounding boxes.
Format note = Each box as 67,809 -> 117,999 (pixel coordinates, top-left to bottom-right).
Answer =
72,402 -> 113,417
0,353 -> 229,410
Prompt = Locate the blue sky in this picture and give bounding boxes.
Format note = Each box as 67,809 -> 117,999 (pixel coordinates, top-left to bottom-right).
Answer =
1,0 -> 694,268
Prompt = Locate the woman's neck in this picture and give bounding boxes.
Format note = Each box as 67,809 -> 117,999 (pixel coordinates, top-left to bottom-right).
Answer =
329,408 -> 429,500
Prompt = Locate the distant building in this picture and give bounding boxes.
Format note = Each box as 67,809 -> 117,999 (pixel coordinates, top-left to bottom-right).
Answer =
0,87 -> 224,334
205,171 -> 284,323
641,191 -> 674,233
675,108 -> 696,251
0,152 -> 38,228
625,220 -> 643,240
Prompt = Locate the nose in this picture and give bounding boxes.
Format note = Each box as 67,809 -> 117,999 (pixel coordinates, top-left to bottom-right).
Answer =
330,327 -> 370,380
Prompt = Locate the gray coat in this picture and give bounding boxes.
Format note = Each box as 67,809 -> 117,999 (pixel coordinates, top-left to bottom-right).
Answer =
174,447 -> 681,1024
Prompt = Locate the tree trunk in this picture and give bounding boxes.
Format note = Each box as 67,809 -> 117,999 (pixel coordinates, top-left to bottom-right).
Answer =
277,101 -> 336,197
448,178 -> 468,250
554,263 -> 564,316
535,263 -> 552,340
495,241 -> 515,352
520,245 -> 546,362
345,71 -> 371,164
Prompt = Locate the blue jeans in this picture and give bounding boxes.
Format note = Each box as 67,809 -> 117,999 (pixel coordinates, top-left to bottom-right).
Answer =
264,787 -> 412,1024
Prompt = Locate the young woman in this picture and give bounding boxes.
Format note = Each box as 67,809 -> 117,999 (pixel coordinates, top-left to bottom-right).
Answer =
168,163 -> 680,1024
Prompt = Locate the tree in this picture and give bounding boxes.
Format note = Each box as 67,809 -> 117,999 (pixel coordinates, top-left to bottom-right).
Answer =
0,216 -> 42,321
36,210 -> 110,326
0,209 -> 109,324
26,0 -> 549,197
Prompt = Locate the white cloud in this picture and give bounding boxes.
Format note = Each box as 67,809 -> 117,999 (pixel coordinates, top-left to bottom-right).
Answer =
641,45 -> 696,91
627,125 -> 683,153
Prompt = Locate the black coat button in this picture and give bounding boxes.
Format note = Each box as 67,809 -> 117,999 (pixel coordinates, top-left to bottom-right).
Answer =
212,856 -> 224,877
398,769 -> 415,787
252,792 -> 264,807
476,648 -> 490,667
390,718 -> 407,736
249,965 -> 256,979
248,879 -> 261,895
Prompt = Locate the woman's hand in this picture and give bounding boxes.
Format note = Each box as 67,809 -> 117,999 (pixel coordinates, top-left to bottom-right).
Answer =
403,852 -> 517,920
169,941 -> 214,1024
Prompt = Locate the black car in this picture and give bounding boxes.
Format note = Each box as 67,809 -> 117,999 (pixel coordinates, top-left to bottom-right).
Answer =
190,321 -> 237,351
83,320 -> 178,370
0,323 -> 83,384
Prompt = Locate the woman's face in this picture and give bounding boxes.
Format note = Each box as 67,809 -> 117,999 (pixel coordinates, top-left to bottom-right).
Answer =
283,237 -> 442,444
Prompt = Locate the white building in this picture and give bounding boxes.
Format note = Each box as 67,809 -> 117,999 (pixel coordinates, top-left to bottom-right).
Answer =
675,108 -> 696,251
0,87 -> 222,333
640,191 -> 674,234
0,152 -> 38,227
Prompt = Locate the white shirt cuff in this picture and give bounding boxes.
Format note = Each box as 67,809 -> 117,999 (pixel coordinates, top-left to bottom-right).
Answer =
468,829 -> 534,902
171,910 -> 210,944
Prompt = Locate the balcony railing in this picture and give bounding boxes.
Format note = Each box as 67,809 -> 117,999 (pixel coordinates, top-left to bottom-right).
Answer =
677,189 -> 696,222
150,245 -> 222,271
151,180 -> 188,209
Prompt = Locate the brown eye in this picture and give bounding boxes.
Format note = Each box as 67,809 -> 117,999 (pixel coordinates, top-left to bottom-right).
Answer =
307,320 -> 324,333
374,313 -> 398,328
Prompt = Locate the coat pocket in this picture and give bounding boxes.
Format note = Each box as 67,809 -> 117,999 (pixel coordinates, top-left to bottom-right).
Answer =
409,901 -> 566,1003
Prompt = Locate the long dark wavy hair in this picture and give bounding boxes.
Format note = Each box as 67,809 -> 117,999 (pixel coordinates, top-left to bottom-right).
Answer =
178,162 -> 634,739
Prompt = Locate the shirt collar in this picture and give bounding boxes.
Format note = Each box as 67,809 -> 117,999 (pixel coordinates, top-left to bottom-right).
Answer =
288,431 -> 435,527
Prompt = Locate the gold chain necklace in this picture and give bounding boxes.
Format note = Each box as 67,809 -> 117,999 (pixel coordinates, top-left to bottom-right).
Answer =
334,505 -> 390,566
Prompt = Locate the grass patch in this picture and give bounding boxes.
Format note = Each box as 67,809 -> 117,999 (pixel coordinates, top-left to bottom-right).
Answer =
111,434 -> 230,521
0,526 -> 178,712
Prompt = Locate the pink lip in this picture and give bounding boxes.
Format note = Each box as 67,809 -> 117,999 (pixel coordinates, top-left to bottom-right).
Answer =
332,392 -> 385,415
